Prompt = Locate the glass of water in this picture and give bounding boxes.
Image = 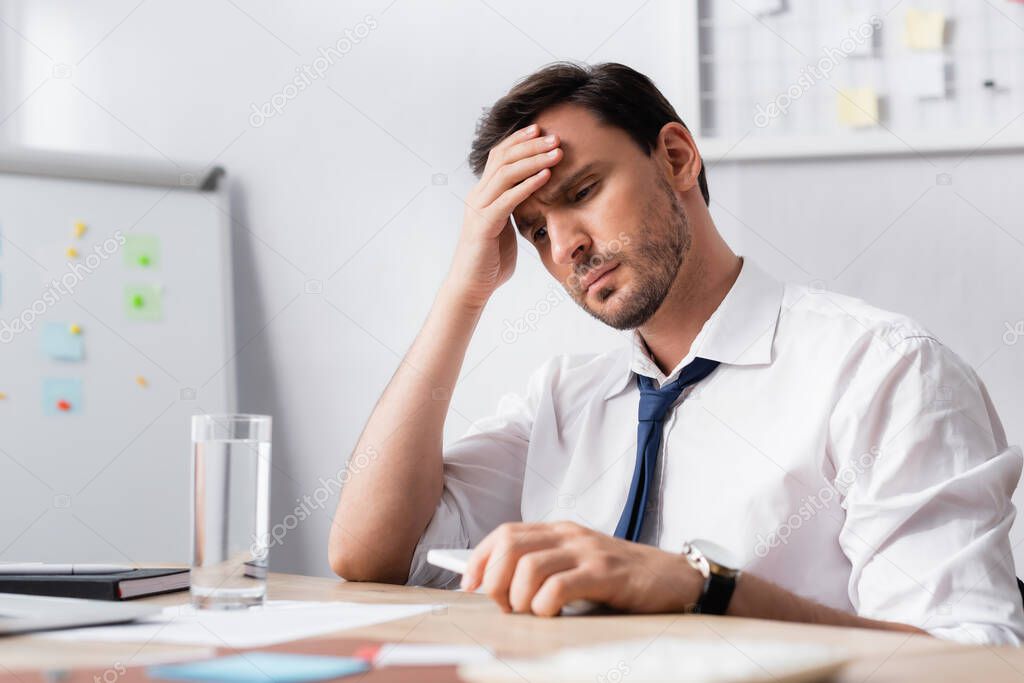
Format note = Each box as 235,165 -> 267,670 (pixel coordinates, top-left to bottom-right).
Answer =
190,414 -> 272,610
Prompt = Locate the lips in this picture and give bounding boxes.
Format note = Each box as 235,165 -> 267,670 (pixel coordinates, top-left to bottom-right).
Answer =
580,262 -> 620,294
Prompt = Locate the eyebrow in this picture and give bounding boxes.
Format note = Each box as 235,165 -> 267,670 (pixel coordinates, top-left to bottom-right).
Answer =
515,161 -> 600,235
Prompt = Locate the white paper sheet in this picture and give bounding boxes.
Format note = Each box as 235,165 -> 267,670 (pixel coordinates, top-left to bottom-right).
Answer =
837,9 -> 877,57
746,0 -> 785,16
458,638 -> 847,683
40,600 -> 435,648
903,54 -> 948,98
375,643 -> 495,667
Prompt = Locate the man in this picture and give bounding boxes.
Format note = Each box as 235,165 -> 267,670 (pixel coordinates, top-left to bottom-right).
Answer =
329,62 -> 1024,644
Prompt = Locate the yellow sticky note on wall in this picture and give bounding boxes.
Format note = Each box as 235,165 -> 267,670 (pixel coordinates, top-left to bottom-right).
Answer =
836,88 -> 879,128
904,9 -> 945,50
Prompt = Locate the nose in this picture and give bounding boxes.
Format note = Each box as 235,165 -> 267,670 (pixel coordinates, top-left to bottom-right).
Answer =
547,215 -> 590,267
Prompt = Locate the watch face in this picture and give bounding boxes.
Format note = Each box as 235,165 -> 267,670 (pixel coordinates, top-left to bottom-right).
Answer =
689,539 -> 740,572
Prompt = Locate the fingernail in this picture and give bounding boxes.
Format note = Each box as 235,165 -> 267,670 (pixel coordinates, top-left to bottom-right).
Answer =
547,149 -> 558,156
544,135 -> 556,144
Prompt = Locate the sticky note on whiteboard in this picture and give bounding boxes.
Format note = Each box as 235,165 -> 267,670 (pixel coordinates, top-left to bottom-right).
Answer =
904,8 -> 945,50
836,88 -> 879,127
903,54 -> 948,98
748,0 -> 784,16
124,284 -> 163,321
838,10 -> 878,57
42,322 -> 85,361
43,378 -> 82,415
124,234 -> 160,268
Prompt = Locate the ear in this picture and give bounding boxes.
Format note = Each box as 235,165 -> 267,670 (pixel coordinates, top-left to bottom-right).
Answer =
656,122 -> 702,195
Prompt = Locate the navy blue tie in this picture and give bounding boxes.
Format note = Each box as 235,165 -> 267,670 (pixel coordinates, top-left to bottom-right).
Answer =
614,357 -> 720,542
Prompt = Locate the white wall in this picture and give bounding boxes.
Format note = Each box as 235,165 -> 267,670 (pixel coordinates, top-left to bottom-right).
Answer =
1,0 -> 1021,577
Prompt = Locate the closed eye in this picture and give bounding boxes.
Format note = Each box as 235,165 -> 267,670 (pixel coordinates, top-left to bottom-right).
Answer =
573,183 -> 596,202
526,182 -> 596,243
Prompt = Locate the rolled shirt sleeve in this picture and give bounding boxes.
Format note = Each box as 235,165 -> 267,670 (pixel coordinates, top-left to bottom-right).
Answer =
405,358 -> 552,588
830,329 -> 1024,645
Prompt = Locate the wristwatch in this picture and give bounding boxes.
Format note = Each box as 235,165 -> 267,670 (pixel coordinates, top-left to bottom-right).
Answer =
681,539 -> 741,615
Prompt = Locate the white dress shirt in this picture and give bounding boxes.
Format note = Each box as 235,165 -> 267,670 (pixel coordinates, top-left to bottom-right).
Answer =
408,257 -> 1024,645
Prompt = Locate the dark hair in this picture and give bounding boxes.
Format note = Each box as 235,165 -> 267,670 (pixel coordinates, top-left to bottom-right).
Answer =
469,61 -> 709,206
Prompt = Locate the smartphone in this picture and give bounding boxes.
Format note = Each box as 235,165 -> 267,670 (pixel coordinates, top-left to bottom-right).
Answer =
426,548 -> 599,616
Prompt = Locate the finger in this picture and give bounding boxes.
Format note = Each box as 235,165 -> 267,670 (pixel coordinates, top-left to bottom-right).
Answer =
479,124 -> 541,183
467,168 -> 552,241
478,146 -> 562,208
462,526 -> 505,592
531,567 -> 605,617
486,168 -> 553,231
479,132 -> 560,188
508,548 -> 578,613
476,527 -> 560,612
462,521 -> 534,590
481,532 -> 561,610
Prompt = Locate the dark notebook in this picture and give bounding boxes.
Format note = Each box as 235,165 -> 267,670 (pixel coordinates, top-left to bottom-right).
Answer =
0,568 -> 190,601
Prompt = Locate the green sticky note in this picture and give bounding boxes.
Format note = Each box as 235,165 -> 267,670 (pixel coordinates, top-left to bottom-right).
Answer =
124,234 -> 160,268
124,284 -> 163,321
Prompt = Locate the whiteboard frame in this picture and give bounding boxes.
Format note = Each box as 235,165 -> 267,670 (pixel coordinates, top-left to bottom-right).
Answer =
0,147 -> 224,190
211,182 -> 239,415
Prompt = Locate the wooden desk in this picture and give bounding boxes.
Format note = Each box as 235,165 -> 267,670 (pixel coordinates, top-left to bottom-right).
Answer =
1,572 -> 1022,681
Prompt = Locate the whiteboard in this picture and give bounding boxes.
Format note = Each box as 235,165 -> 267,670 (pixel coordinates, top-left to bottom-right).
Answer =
690,0 -> 1024,160
0,149 -> 235,565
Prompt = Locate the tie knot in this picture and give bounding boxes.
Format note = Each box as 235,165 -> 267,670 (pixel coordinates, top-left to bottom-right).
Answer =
636,357 -> 720,422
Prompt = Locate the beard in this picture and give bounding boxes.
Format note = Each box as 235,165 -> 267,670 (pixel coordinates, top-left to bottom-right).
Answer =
567,176 -> 690,330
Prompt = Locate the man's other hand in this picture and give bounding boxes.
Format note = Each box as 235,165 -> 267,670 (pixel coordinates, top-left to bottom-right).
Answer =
460,521 -> 704,616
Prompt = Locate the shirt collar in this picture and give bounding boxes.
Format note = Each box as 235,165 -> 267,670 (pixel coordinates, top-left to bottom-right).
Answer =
602,257 -> 784,399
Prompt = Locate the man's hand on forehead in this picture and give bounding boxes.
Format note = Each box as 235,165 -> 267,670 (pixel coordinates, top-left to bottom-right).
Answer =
445,123 -> 563,309
475,124 -> 563,232
509,125 -> 567,220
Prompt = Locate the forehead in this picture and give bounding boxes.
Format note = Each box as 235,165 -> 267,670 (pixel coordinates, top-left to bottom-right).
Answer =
532,104 -> 635,160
